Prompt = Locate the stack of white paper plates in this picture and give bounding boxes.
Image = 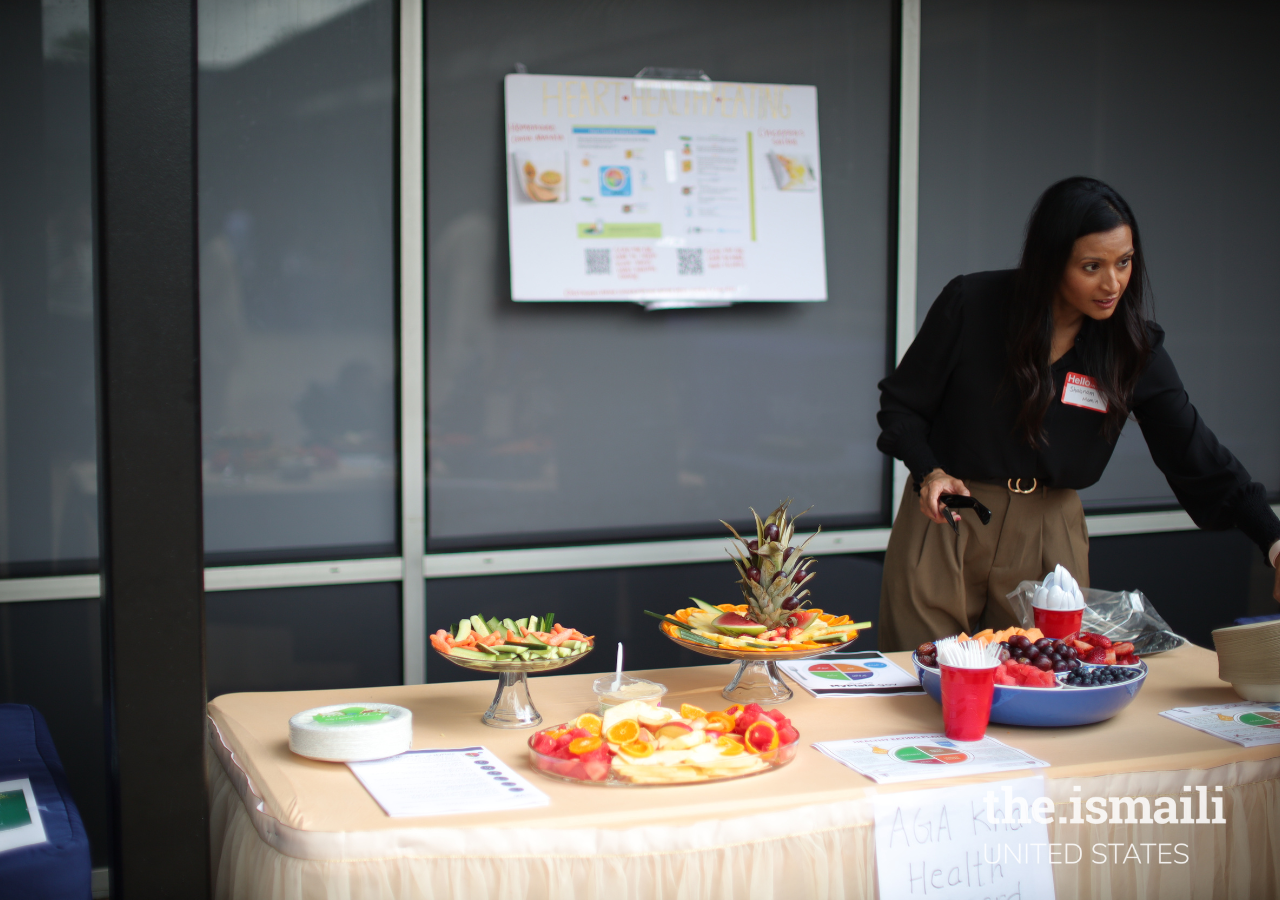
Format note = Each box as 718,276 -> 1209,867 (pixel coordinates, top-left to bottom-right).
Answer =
1212,619 -> 1280,701
288,703 -> 412,762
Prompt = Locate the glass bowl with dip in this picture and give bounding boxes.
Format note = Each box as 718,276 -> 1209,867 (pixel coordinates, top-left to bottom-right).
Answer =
593,675 -> 666,713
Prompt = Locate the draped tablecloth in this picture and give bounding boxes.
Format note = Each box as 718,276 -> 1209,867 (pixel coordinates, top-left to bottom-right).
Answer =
207,645 -> 1280,899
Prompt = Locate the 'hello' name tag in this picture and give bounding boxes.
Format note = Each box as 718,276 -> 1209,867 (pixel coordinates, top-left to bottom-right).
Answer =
1062,372 -> 1108,413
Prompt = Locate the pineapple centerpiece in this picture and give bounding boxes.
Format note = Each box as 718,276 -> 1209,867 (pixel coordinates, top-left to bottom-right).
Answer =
648,500 -> 870,704
722,500 -> 819,634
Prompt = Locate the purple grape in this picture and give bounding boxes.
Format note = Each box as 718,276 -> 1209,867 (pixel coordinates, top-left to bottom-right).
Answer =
764,523 -> 780,542
747,567 -> 761,583
782,595 -> 800,610
748,539 -> 759,553
1034,656 -> 1054,671
1052,660 -> 1068,673
783,547 -> 794,562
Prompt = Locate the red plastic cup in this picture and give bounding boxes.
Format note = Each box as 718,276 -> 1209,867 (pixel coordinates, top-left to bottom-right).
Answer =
1033,606 -> 1084,641
940,664 -> 997,741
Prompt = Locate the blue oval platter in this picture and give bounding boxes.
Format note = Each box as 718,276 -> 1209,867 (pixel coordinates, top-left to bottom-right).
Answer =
911,653 -> 1148,728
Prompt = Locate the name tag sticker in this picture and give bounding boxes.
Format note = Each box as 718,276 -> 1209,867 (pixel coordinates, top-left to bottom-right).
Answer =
1062,372 -> 1108,413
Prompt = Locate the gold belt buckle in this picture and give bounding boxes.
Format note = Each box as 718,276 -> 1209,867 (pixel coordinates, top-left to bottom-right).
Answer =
1007,477 -> 1038,494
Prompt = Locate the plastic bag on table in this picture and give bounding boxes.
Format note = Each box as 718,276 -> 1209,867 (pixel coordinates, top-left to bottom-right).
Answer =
1006,581 -> 1187,655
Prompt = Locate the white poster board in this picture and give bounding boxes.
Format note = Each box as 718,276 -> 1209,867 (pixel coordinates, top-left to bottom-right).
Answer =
503,73 -> 827,305
873,776 -> 1057,900
0,778 -> 48,853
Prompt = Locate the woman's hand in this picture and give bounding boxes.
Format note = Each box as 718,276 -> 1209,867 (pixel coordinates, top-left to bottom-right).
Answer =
1273,563 -> 1280,604
918,469 -> 970,526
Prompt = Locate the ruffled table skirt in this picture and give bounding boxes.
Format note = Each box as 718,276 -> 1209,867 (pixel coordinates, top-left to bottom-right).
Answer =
209,733 -> 1280,900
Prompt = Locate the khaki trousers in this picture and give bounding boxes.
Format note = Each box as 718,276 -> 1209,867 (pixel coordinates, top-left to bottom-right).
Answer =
877,480 -> 1090,652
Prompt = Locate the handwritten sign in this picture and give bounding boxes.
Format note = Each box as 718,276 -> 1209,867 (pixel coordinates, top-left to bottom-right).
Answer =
873,775 -> 1056,900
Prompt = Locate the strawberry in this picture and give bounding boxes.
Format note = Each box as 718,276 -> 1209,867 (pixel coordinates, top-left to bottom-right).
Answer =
1112,642 -> 1135,657
1083,647 -> 1108,664
1072,639 -> 1094,654
1080,632 -> 1112,650
1104,649 -> 1117,665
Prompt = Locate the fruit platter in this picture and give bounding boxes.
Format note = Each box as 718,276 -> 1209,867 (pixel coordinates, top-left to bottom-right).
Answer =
431,613 -> 593,729
912,630 -> 1148,727
528,699 -> 800,786
649,501 -> 870,704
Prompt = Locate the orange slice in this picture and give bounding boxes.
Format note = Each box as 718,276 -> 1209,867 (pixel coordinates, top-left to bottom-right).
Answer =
715,735 -> 745,756
569,735 -> 602,755
743,719 -> 780,754
570,713 -> 602,736
620,740 -> 654,758
679,703 -> 706,720
705,712 -> 735,732
605,719 -> 640,745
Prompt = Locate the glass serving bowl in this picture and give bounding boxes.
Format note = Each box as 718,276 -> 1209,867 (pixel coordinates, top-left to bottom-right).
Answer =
659,627 -> 854,704
433,646 -> 592,729
526,725 -> 800,787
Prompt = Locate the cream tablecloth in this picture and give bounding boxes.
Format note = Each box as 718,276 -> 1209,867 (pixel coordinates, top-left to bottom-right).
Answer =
207,645 -> 1280,899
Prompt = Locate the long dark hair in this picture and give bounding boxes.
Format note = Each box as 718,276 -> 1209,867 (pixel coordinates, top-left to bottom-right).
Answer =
1009,177 -> 1152,445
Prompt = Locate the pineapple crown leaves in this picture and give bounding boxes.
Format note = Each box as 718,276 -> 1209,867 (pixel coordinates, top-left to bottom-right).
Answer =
722,500 -> 822,627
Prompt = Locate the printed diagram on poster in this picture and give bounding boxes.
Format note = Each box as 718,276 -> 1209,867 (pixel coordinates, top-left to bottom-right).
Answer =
1159,701 -> 1280,747
504,73 -> 827,305
813,733 -> 1049,784
777,651 -> 924,698
0,778 -> 48,853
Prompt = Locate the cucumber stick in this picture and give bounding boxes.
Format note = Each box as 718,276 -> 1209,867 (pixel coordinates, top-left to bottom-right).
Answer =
456,618 -> 472,641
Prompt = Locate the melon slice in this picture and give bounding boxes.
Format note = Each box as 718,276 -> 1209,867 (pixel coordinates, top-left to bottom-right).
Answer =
712,612 -> 767,637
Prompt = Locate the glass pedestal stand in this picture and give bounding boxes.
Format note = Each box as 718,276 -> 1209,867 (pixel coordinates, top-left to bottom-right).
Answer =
660,630 -> 855,705
483,671 -> 541,728
434,646 -> 593,728
723,659 -> 794,704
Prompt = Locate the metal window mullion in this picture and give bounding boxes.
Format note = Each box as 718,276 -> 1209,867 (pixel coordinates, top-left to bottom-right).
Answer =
93,0 -> 210,894
398,0 -> 426,685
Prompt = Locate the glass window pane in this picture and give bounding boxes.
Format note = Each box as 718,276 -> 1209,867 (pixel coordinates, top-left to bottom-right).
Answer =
917,0 -> 1280,510
0,0 -> 98,576
425,555 -> 884,683
198,0 -> 398,560
427,0 -> 894,547
207,582 -> 401,697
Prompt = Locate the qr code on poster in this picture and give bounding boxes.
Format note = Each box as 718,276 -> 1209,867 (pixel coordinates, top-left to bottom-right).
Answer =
584,248 -> 611,275
677,248 -> 703,275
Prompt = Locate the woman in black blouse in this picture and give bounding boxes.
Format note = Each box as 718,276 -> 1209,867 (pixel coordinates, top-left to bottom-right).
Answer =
876,177 -> 1280,652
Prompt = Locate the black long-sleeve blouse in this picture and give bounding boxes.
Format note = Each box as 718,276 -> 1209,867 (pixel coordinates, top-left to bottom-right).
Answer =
877,269 -> 1280,560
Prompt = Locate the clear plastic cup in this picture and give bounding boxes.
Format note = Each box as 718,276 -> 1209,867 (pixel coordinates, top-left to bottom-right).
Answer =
1033,606 -> 1084,641
592,675 -> 666,713
940,664 -> 997,741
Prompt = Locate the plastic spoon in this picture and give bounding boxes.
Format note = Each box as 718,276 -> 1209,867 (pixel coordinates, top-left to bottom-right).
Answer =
613,642 -> 624,690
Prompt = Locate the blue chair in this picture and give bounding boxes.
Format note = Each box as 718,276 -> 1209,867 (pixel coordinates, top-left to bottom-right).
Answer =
0,704 -> 92,899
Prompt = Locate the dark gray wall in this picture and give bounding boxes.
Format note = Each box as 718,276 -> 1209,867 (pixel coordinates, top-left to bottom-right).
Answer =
427,0 -> 897,548
917,0 -> 1280,511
